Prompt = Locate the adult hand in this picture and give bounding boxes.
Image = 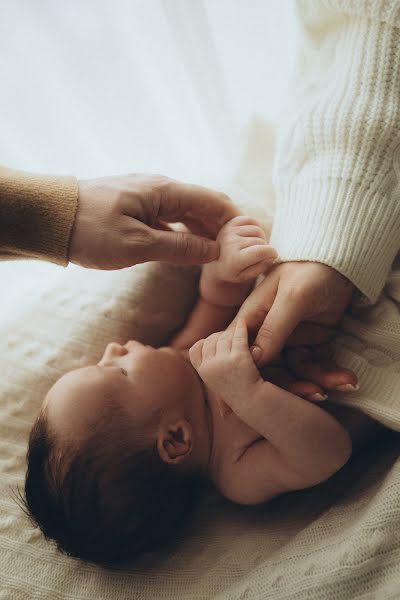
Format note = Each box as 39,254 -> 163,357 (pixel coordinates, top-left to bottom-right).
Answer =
68,174 -> 240,269
232,261 -> 359,392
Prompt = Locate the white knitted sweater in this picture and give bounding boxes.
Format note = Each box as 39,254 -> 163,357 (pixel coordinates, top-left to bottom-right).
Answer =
269,0 -> 400,434
272,1 -> 400,305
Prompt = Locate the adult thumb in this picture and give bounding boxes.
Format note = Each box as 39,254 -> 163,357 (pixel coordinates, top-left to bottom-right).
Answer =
252,287 -> 303,366
151,228 -> 220,265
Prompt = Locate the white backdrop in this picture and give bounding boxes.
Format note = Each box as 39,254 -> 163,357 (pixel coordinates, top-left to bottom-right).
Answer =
0,0 -> 296,318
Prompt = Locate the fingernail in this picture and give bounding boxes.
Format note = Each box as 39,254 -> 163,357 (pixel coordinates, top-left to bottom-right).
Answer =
307,393 -> 328,402
336,383 -> 360,392
250,345 -> 262,363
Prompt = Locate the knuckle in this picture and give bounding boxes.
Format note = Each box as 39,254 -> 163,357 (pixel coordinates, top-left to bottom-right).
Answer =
216,191 -> 232,205
232,215 -> 260,227
229,215 -> 248,227
231,349 -> 242,360
174,233 -> 191,257
157,177 -> 180,210
284,282 -> 309,303
256,325 -> 274,344
173,232 -> 209,261
153,174 -> 172,188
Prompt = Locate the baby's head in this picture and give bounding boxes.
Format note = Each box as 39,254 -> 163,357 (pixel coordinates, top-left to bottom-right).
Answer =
21,340 -> 213,568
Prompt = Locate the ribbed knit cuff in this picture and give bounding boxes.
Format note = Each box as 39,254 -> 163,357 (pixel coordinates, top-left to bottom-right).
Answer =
270,175 -> 400,305
330,342 -> 400,432
0,166 -> 79,266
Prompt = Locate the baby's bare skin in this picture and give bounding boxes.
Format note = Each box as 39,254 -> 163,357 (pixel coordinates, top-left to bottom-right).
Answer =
47,214 -> 372,508
204,378 -> 385,495
257,361 -> 387,452
189,313 -> 397,505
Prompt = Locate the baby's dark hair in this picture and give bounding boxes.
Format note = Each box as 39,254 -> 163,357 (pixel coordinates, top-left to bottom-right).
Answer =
17,397 -> 207,568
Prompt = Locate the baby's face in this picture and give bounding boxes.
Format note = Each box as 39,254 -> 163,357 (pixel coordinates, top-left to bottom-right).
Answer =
43,341 -> 209,456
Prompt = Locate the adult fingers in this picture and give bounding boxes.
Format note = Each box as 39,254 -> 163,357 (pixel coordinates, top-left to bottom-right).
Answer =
285,381 -> 327,401
285,346 -> 359,391
260,361 -> 326,400
157,180 -> 241,238
250,283 -> 308,367
312,343 -> 334,360
283,322 -> 337,347
147,227 -> 220,265
232,318 -> 249,352
234,271 -> 280,334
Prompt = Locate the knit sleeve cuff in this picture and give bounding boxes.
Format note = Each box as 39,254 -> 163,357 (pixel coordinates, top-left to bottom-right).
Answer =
270,174 -> 400,305
0,166 -> 79,266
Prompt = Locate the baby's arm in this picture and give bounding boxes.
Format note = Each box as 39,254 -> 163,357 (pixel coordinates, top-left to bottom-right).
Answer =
170,216 -> 277,350
189,319 -> 353,504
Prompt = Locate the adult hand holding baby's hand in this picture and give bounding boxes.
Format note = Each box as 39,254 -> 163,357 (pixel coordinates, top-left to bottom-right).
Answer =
189,318 -> 264,418
204,215 -> 278,284
233,261 -> 359,393
69,174 -> 240,269
189,318 -> 330,420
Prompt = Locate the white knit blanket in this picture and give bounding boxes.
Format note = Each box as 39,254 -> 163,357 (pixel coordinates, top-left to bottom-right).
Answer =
1,120 -> 400,599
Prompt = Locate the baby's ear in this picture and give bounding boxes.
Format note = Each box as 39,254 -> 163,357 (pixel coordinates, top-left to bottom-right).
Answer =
157,420 -> 193,464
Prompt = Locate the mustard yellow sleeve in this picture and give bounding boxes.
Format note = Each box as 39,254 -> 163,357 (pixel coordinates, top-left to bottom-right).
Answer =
0,165 -> 79,266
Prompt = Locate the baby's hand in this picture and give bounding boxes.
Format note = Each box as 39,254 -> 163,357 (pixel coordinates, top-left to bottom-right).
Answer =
189,318 -> 263,417
209,215 -> 278,284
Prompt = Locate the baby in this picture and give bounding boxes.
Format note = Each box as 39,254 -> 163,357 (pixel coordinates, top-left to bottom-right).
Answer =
21,214 -> 376,569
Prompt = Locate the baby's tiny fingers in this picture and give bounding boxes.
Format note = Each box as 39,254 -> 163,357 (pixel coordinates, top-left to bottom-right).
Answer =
202,332 -> 221,358
232,247 -> 277,283
232,318 -> 249,351
216,327 -> 234,354
239,257 -> 277,280
236,224 -> 267,239
239,243 -> 277,265
230,215 -> 264,229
